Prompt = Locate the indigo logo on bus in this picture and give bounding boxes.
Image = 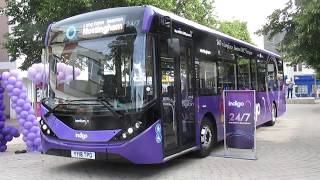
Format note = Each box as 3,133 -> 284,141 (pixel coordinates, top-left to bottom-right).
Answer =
228,100 -> 245,108
155,123 -> 162,143
66,25 -> 77,40
75,132 -> 88,140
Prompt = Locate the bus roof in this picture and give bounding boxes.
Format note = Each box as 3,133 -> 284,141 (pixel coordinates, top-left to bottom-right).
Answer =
47,5 -> 280,58
145,5 -> 280,58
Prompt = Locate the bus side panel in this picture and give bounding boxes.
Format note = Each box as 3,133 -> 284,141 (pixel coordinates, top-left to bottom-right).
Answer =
277,89 -> 287,117
256,92 -> 271,125
196,95 -> 224,145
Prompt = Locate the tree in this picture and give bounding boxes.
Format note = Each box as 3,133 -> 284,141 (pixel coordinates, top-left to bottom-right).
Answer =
218,20 -> 253,44
257,0 -> 320,73
0,0 -> 217,70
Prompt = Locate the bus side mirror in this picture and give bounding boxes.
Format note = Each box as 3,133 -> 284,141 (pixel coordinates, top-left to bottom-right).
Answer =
167,38 -> 180,56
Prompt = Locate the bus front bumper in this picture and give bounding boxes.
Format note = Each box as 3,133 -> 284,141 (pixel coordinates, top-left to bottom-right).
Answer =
41,121 -> 164,164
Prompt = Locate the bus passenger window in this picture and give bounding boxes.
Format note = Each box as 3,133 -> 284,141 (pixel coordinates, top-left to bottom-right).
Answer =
267,60 -> 278,91
257,59 -> 266,91
237,57 -> 251,90
199,61 -> 217,95
218,62 -> 236,92
250,59 -> 258,90
277,59 -> 284,90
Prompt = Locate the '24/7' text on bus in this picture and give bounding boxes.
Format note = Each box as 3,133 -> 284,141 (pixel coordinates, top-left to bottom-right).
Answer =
40,5 -> 286,164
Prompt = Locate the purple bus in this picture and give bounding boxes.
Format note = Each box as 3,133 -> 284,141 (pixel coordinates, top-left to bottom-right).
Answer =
40,5 -> 286,164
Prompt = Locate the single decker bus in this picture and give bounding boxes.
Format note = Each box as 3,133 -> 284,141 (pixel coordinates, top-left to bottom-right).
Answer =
40,5 -> 286,164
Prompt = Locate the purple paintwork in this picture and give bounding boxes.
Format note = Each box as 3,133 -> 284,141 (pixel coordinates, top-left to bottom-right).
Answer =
107,121 -> 163,164
141,6 -> 155,33
41,104 -> 163,164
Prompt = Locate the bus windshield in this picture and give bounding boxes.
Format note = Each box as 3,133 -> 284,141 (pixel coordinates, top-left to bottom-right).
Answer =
45,33 -> 155,112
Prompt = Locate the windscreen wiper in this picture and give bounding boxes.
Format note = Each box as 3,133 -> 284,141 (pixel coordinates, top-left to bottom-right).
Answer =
96,96 -> 124,119
44,104 -> 67,118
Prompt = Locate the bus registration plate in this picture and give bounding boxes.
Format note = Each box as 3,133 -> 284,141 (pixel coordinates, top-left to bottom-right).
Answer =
71,150 -> 95,160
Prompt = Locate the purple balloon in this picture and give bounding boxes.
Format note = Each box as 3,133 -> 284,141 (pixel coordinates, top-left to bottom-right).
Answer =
32,120 -> 39,126
0,87 -> 4,94
0,145 -> 7,152
34,138 -> 41,146
21,135 -> 27,141
6,84 -> 14,91
0,134 -> 3,141
19,93 -> 27,99
1,72 -> 10,80
11,103 -> 16,109
28,109 -> 35,115
12,88 -> 21,96
0,104 -> 5,111
20,111 -> 29,118
0,115 -> 5,122
16,99 -> 25,107
26,114 -> 36,121
27,132 -> 36,141
26,140 -> 33,147
15,106 -> 23,114
2,127 -> 10,135
9,69 -> 19,77
57,71 -> 65,80
30,126 -> 39,133
8,76 -> 17,85
14,80 -> 23,88
18,118 -> 25,125
35,73 -> 42,82
27,67 -> 37,77
23,121 -> 33,130
0,122 -> 4,129
23,103 -> 31,111
5,134 -> 13,141
11,95 -> 18,103
22,129 -> 29,136
12,130 -> 20,138
66,75 -> 73,82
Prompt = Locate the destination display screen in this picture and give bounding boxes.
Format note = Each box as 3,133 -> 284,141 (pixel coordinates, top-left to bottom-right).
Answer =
48,7 -> 145,44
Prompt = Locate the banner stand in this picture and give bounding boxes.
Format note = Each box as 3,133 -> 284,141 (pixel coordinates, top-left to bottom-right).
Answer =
223,90 -> 257,160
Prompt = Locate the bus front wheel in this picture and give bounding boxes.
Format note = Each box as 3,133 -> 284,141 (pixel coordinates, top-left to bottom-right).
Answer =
266,103 -> 277,126
196,117 -> 214,157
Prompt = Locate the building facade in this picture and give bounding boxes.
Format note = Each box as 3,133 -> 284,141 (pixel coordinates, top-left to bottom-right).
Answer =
0,0 -> 15,117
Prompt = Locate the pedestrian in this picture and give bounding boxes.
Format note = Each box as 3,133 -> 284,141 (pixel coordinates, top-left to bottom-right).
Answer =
287,78 -> 294,99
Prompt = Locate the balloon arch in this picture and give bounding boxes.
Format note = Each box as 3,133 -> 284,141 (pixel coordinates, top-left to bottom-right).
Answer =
0,63 -> 80,152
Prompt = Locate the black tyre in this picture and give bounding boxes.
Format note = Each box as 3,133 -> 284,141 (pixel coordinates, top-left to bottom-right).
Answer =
266,103 -> 277,126
196,117 -> 215,157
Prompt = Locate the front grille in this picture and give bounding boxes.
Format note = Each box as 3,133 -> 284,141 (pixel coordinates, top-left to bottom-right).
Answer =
55,114 -> 124,131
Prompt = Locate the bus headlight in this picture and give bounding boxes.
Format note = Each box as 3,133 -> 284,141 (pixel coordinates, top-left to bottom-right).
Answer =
135,121 -> 142,129
127,127 -> 133,134
111,121 -> 143,141
122,133 -> 127,139
40,118 -> 56,137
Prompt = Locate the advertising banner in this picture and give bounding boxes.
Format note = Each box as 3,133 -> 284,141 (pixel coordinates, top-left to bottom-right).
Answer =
223,90 -> 256,159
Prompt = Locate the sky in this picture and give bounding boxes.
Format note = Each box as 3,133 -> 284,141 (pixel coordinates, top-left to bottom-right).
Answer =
215,0 -> 288,48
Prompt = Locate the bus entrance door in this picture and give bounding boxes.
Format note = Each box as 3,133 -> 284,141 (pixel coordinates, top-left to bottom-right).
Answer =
160,36 -> 196,156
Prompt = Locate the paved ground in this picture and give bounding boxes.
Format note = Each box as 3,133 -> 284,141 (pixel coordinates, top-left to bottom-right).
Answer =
1,104 -> 320,180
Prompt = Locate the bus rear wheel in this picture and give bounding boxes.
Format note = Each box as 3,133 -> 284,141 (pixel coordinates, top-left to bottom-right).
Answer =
196,117 -> 214,157
266,103 -> 277,126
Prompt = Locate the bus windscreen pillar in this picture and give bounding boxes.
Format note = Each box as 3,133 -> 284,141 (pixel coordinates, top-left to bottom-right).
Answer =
223,90 -> 257,160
